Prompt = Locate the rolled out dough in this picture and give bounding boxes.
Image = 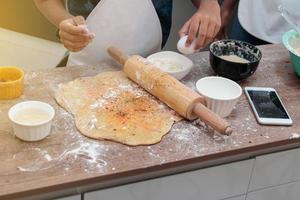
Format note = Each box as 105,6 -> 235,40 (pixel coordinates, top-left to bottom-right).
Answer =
55,71 -> 181,146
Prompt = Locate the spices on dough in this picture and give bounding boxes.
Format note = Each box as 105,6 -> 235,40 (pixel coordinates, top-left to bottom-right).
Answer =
55,71 -> 181,146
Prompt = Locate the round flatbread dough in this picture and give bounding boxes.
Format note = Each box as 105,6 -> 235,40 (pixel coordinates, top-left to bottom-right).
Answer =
55,71 -> 181,146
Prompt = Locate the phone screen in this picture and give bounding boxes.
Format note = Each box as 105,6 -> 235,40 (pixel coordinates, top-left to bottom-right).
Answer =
247,90 -> 289,119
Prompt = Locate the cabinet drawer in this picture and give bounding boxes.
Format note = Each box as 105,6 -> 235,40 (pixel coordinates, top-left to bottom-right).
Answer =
85,159 -> 254,200
223,195 -> 245,200
249,148 -> 300,191
55,195 -> 81,200
247,181 -> 300,200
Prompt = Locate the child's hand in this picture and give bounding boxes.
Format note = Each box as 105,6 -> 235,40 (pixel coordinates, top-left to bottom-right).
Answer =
59,16 -> 95,52
179,0 -> 221,50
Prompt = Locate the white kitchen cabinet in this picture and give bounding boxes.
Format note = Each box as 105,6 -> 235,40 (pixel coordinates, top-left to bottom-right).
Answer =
85,159 -> 254,200
249,148 -> 300,191
55,195 -> 81,200
246,181 -> 300,200
223,195 -> 246,200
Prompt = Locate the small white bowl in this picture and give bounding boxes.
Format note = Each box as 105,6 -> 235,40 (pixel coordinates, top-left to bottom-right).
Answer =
196,76 -> 242,117
177,35 -> 198,55
147,51 -> 194,80
8,101 -> 55,142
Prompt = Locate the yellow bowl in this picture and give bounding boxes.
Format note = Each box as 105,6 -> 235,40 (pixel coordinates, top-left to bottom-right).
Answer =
0,66 -> 24,100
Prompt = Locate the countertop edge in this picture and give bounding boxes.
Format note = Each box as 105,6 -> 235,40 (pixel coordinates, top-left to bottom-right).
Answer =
3,138 -> 300,200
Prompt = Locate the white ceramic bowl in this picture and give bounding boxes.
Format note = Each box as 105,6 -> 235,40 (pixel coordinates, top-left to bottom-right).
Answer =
8,101 -> 55,142
177,35 -> 198,55
147,51 -> 194,80
196,76 -> 242,117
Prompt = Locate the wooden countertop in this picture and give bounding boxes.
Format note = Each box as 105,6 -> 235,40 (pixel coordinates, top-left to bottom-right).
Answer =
1,44 -> 300,200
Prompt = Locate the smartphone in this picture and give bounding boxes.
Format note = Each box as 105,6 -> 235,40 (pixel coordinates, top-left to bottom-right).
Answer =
244,87 -> 293,125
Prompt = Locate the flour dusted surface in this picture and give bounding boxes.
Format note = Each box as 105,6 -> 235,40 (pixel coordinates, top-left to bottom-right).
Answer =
55,71 -> 181,146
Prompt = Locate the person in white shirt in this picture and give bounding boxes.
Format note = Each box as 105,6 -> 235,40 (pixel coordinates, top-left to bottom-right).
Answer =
219,0 -> 300,45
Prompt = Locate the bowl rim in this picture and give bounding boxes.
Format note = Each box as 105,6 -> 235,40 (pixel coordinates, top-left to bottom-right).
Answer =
209,39 -> 262,64
196,76 -> 242,101
8,101 -> 55,127
147,51 -> 194,73
0,66 -> 24,85
282,29 -> 300,57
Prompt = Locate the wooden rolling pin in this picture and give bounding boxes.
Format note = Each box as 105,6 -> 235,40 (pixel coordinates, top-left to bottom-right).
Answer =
107,46 -> 233,135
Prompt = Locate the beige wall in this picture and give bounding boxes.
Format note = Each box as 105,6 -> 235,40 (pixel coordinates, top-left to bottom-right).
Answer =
0,0 -> 59,42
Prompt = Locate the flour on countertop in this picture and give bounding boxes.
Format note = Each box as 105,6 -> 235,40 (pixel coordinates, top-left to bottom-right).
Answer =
290,133 -> 300,139
2,52 -> 296,176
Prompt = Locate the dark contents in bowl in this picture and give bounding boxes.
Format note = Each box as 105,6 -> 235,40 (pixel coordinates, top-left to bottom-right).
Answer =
209,40 -> 262,81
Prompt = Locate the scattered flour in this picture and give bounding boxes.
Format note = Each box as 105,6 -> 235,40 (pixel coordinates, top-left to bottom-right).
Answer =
290,133 -> 300,139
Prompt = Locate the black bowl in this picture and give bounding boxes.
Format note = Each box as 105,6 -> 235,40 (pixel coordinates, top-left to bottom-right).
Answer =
209,40 -> 262,81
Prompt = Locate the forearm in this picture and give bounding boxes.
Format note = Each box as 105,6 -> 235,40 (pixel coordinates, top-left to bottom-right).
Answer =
220,0 -> 237,26
34,0 -> 73,27
221,0 -> 237,11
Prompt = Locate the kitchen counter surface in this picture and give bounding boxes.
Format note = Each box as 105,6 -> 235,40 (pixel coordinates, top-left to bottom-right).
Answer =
0,44 -> 300,200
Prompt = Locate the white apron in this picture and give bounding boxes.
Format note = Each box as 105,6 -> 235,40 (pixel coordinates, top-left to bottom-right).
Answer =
238,0 -> 300,43
67,0 -> 162,66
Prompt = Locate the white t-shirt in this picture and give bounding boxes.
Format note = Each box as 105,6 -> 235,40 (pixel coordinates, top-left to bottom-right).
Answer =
238,0 -> 300,43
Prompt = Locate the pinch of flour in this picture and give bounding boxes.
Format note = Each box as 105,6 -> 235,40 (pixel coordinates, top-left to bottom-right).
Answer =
290,133 -> 300,139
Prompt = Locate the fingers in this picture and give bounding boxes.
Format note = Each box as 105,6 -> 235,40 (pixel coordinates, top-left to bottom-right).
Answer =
59,20 -> 88,35
178,19 -> 191,38
187,16 -> 200,46
73,16 -> 86,26
59,16 -> 91,36
58,16 -> 95,52
61,39 -> 89,52
181,13 -> 221,50
195,16 -> 209,49
206,22 -> 216,45
203,21 -> 219,47
214,22 -> 221,37
59,28 -> 92,52
59,31 -> 93,43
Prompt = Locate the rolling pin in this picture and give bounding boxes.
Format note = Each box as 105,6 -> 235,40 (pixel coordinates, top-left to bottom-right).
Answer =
107,46 -> 233,135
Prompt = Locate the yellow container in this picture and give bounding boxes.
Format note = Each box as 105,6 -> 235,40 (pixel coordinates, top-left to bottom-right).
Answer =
0,66 -> 24,100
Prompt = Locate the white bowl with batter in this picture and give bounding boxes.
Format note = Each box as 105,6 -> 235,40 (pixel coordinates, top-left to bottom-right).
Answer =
8,101 -> 55,142
147,51 -> 194,80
